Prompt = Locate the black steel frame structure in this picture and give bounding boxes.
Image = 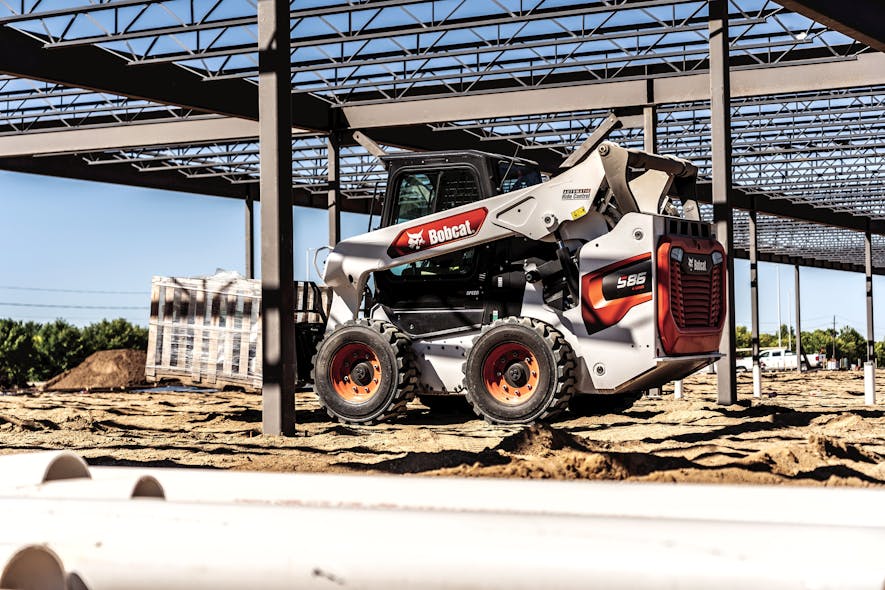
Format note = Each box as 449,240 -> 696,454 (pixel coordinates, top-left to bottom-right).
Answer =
0,0 -> 882,430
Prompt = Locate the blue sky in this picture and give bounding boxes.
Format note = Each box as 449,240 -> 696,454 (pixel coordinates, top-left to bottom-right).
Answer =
1,170 -> 882,340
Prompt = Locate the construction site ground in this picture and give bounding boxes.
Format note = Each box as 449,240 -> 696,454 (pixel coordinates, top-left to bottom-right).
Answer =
2,370 -> 885,486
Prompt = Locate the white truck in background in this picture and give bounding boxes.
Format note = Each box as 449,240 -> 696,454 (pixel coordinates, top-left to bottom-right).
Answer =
735,348 -> 823,372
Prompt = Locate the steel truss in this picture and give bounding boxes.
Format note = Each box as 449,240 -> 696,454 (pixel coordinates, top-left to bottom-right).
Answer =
0,0 -> 881,267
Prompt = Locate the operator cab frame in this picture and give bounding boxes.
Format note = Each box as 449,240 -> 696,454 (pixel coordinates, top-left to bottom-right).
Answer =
371,151 -> 548,339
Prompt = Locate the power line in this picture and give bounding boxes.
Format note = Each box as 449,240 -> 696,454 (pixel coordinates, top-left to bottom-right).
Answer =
0,302 -> 145,310
0,285 -> 143,295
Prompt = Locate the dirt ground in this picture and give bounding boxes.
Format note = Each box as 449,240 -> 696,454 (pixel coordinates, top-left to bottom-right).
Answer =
2,369 -> 885,486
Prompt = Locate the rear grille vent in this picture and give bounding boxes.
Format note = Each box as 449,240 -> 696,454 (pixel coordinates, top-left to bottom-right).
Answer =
667,219 -> 711,239
671,264 -> 722,329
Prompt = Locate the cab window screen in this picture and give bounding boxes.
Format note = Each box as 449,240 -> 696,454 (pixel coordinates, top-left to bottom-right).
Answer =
436,168 -> 480,211
388,167 -> 480,279
498,162 -> 542,193
394,173 -> 434,223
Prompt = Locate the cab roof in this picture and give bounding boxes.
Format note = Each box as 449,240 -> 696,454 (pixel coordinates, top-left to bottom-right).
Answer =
380,150 -> 539,168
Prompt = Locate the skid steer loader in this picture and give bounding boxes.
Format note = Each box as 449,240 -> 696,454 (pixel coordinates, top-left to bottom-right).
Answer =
308,141 -> 725,424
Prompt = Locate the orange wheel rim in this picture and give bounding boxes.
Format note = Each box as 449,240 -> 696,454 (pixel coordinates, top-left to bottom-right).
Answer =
329,343 -> 382,403
481,342 -> 541,405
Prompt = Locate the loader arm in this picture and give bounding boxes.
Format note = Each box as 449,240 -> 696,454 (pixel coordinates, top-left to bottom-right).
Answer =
323,142 -> 697,328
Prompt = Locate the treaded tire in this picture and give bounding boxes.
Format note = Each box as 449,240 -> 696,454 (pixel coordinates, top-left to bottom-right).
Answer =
312,320 -> 417,424
463,317 -> 576,424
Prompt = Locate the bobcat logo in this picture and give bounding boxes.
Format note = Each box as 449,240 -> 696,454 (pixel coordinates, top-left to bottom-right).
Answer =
406,230 -> 426,250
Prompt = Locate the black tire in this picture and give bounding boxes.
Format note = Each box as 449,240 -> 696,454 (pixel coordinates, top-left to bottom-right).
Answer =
311,320 -> 417,424
463,317 -> 576,424
418,395 -> 472,414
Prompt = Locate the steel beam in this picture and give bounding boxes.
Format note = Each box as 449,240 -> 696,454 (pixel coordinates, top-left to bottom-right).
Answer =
866,229 -> 875,362
794,264 -> 802,373
749,207 -> 761,395
694,183 -> 885,236
643,79 -> 658,153
0,117 -> 272,157
730,249 -> 885,276
865,226 -> 877,404
342,53 -> 885,128
0,26 -> 257,121
258,0 -> 296,437
0,153 -> 245,198
710,0 -> 737,405
0,24 -> 329,132
777,0 -> 885,52
246,187 -> 256,280
327,131 -> 341,246
642,99 -> 662,400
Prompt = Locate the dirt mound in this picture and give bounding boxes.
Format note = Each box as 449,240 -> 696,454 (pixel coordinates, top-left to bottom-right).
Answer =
494,424 -> 585,455
43,349 -> 147,392
441,452 -> 634,480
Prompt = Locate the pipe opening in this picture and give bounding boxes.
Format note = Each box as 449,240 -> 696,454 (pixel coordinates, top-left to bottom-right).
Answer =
0,546 -> 66,590
131,475 -> 165,499
42,453 -> 90,483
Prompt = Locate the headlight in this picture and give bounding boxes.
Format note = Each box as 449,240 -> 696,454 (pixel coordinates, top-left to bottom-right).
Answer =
712,251 -> 723,265
670,247 -> 684,262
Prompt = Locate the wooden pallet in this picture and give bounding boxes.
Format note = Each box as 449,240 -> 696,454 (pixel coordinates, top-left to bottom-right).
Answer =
145,272 -> 329,392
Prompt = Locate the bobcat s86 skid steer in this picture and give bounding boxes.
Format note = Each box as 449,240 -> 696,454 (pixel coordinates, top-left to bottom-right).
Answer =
309,141 -> 726,424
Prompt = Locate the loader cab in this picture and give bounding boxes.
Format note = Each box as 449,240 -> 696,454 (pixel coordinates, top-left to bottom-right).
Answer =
379,151 -> 543,225
372,151 -> 548,338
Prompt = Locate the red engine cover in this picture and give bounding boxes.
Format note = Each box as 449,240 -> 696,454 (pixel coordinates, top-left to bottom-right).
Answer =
657,236 -> 726,355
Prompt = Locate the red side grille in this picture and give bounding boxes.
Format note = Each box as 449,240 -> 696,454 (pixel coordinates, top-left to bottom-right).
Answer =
670,265 -> 723,329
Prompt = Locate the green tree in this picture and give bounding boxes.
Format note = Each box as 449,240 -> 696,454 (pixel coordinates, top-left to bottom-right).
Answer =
0,320 -> 38,388
30,319 -> 86,382
735,325 -> 751,350
837,326 -> 866,364
874,341 -> 885,367
802,328 -> 835,358
81,318 -> 148,353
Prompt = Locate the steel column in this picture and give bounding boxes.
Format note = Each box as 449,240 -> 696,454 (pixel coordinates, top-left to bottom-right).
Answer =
794,263 -> 802,373
866,229 -> 875,362
710,0 -> 737,404
327,131 -> 341,246
749,207 -> 761,397
643,106 -> 658,153
245,187 -> 256,279
258,0 -> 296,436
865,228 -> 876,405
643,98 -> 664,399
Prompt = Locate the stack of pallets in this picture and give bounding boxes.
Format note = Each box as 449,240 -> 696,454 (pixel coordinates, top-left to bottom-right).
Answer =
145,271 -> 328,392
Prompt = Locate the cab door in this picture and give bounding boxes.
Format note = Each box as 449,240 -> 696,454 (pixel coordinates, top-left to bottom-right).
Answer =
373,165 -> 489,338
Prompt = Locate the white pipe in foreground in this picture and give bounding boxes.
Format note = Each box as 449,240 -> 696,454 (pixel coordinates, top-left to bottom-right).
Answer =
0,497 -> 884,590
0,451 -> 89,488
1,475 -> 164,501
0,544 -> 66,590
90,467 -> 885,529
673,379 -> 684,399
865,361 -> 876,405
